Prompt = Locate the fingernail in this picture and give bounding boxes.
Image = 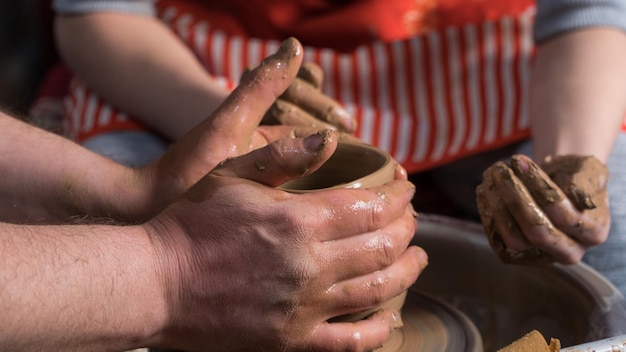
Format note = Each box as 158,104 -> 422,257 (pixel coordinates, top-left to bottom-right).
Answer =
272,99 -> 289,114
412,207 -> 419,219
395,163 -> 408,180
512,155 -> 530,174
416,248 -> 429,270
335,108 -> 356,132
279,37 -> 301,57
406,183 -> 416,198
495,162 -> 514,181
304,130 -> 329,151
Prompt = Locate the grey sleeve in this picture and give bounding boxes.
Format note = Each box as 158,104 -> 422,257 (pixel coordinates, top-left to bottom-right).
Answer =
53,0 -> 156,16
534,0 -> 626,43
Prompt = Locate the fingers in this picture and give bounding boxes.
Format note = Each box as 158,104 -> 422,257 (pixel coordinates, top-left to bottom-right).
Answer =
310,309 -> 403,351
541,155 -> 609,210
477,153 -> 611,265
212,130 -> 338,187
252,58 -> 355,133
476,162 -> 548,264
297,62 -> 324,89
490,161 -> 585,263
394,162 -> 409,181
298,179 -> 416,242
240,62 -> 322,90
262,60 -> 356,133
264,99 -> 339,131
279,78 -> 356,133
323,246 -> 426,318
200,37 -> 304,150
320,206 -> 417,281
509,155 -> 606,245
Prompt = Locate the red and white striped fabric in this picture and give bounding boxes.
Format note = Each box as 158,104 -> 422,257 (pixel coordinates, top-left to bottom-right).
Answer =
63,80 -> 146,141
62,0 -> 623,173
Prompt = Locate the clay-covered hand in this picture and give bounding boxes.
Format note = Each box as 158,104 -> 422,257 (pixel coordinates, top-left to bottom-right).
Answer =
143,131 -> 426,352
133,38 -> 332,220
476,154 -> 610,265
244,61 -> 356,133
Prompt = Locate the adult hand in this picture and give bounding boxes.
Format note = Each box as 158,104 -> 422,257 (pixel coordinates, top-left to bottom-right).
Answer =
143,131 -> 426,351
476,154 -> 610,265
133,38 -> 332,219
246,61 -> 356,133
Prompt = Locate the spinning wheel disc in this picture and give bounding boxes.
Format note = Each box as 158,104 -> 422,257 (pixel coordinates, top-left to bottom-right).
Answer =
376,289 -> 482,352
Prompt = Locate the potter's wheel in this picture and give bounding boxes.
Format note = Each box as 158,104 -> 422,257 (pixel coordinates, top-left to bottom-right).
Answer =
377,289 -> 482,352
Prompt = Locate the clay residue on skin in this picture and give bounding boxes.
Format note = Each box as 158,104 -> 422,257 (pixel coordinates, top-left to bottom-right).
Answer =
476,154 -> 609,264
541,155 -> 609,211
510,155 -> 563,206
476,162 -> 551,264
297,62 -> 323,89
255,161 -> 266,171
498,330 -> 560,352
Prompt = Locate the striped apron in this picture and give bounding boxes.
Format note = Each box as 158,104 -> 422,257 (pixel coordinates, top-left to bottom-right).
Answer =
62,0 -> 626,173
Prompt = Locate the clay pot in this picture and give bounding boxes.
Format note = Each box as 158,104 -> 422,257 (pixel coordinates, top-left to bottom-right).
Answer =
279,140 -> 395,192
279,141 -> 407,323
148,142 -> 403,352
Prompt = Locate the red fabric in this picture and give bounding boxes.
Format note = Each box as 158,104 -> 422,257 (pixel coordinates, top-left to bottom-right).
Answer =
165,0 -> 535,51
34,64 -> 72,100
59,0 -> 626,165
62,79 -> 147,142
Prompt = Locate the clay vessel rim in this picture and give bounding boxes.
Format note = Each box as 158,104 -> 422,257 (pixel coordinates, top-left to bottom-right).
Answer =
278,141 -> 393,193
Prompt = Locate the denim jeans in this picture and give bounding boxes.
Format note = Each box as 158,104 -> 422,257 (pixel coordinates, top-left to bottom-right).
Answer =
82,131 -> 169,168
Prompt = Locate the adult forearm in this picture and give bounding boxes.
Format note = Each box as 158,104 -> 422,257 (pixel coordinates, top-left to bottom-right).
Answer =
530,28 -> 626,163
0,112 -> 150,222
0,222 -> 164,351
54,12 -> 229,140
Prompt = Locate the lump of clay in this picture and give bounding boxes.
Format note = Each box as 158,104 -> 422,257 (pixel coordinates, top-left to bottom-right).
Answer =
498,330 -> 560,352
540,155 -> 608,211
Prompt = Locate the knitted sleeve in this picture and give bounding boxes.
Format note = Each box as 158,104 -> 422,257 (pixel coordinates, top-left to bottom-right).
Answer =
535,0 -> 626,43
53,0 -> 155,16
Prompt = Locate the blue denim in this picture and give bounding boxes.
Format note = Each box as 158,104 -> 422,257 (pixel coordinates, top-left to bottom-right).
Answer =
582,134 -> 626,297
82,131 -> 169,168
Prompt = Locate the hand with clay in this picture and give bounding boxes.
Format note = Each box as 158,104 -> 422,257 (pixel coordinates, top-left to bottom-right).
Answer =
107,38 -> 350,221
0,118 -> 425,352
56,13 -> 355,141
0,38 -> 352,224
476,154 -> 610,265
0,41 -> 425,352
243,61 -> 356,133
143,130 -> 425,351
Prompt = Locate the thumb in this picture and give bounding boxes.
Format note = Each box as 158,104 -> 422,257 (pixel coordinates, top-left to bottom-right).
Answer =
212,130 -> 338,187
199,37 -> 305,151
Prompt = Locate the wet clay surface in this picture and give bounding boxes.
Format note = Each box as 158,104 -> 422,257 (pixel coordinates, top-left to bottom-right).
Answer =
540,155 -> 608,211
498,330 -> 560,352
475,154 -> 609,264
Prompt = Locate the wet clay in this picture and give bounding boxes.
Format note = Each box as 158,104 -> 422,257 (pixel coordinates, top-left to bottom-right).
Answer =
540,155 -> 608,211
475,154 -> 609,264
498,330 -> 560,352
